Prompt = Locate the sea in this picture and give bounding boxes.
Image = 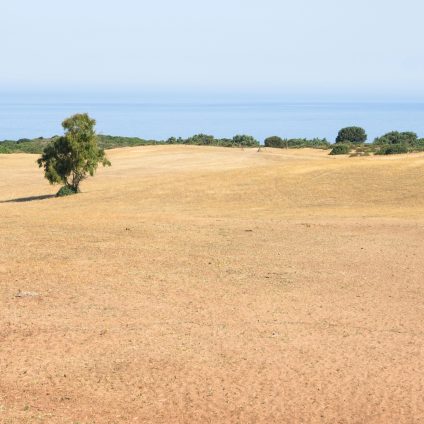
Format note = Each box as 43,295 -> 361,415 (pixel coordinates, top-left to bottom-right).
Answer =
1,95 -> 424,143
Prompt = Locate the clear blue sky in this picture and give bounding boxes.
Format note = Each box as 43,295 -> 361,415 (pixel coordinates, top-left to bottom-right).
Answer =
1,0 -> 423,99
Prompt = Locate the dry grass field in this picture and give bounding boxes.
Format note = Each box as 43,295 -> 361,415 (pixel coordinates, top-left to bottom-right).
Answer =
1,145 -> 424,423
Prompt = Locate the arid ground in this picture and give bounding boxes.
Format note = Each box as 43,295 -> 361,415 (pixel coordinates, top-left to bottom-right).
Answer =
1,146 -> 424,423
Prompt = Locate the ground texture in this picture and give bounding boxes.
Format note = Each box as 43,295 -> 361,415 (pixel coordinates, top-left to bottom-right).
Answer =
1,146 -> 424,423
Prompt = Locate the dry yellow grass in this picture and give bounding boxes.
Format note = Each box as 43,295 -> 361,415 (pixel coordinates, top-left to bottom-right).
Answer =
1,146 -> 424,423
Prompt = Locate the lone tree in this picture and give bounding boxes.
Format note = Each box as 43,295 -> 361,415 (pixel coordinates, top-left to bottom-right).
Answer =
38,113 -> 111,195
335,126 -> 367,144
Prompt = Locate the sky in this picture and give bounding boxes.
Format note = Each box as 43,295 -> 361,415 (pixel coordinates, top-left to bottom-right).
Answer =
1,0 -> 424,100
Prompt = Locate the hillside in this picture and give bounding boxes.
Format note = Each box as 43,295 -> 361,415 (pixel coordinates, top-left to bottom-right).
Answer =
1,146 -> 424,423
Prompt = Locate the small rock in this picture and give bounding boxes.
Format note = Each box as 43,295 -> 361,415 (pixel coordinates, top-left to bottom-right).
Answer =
15,290 -> 40,298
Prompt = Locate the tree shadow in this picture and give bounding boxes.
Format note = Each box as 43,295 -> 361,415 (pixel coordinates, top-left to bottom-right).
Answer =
0,194 -> 56,203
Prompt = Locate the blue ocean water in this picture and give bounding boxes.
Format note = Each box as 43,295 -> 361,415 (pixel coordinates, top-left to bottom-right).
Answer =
1,96 -> 424,142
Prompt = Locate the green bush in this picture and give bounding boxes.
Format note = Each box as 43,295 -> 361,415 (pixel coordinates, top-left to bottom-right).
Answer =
287,138 -> 330,149
264,136 -> 286,148
56,185 -> 78,197
329,144 -> 351,155
336,127 -> 367,144
185,134 -> 216,145
373,131 -> 417,146
232,134 -> 259,147
375,144 -> 409,155
264,137 -> 330,149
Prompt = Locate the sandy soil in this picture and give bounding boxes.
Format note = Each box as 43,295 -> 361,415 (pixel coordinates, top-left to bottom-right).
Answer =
1,146 -> 424,423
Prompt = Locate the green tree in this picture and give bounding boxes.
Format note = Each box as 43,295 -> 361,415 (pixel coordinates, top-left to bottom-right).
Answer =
335,126 -> 367,144
37,113 -> 111,195
264,136 -> 287,148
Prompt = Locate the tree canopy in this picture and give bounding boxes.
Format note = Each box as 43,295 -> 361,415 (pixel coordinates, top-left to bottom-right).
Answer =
335,127 -> 367,144
37,113 -> 111,195
264,136 -> 286,148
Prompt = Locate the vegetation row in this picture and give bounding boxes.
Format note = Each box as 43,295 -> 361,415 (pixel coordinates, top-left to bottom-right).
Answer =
1,123 -> 423,156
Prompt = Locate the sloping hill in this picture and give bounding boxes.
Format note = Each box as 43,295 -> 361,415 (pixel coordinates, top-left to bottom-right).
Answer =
1,146 -> 424,423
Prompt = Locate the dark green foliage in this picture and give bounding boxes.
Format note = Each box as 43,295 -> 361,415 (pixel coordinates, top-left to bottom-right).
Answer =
264,137 -> 330,149
0,135 -> 160,154
336,127 -> 367,144
97,135 -> 160,149
185,134 -> 216,145
412,138 -> 424,151
56,185 -> 77,197
37,113 -> 111,193
372,131 -> 424,154
329,144 -> 351,155
373,131 -> 418,145
287,138 -> 330,149
0,138 -> 50,154
165,137 -> 183,144
1,132 -> 261,153
264,136 -> 287,148
232,134 -> 259,147
375,144 -> 409,155
165,134 -> 259,147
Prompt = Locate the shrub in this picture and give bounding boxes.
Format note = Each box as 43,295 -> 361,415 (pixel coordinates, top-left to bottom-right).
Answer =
56,185 -> 78,197
264,136 -> 286,148
166,137 -> 184,144
336,127 -> 367,144
373,131 -> 417,146
286,138 -> 330,149
375,144 -> 409,155
329,144 -> 351,155
412,139 -> 424,151
232,134 -> 259,147
185,134 -> 216,145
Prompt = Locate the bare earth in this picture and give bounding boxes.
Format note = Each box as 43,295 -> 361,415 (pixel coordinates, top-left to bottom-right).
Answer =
1,146 -> 424,424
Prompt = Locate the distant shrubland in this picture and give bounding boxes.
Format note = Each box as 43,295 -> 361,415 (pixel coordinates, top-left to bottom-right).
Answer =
166,134 -> 259,147
264,136 -> 330,149
1,124 -> 423,156
0,133 -> 259,153
0,135 -> 160,154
